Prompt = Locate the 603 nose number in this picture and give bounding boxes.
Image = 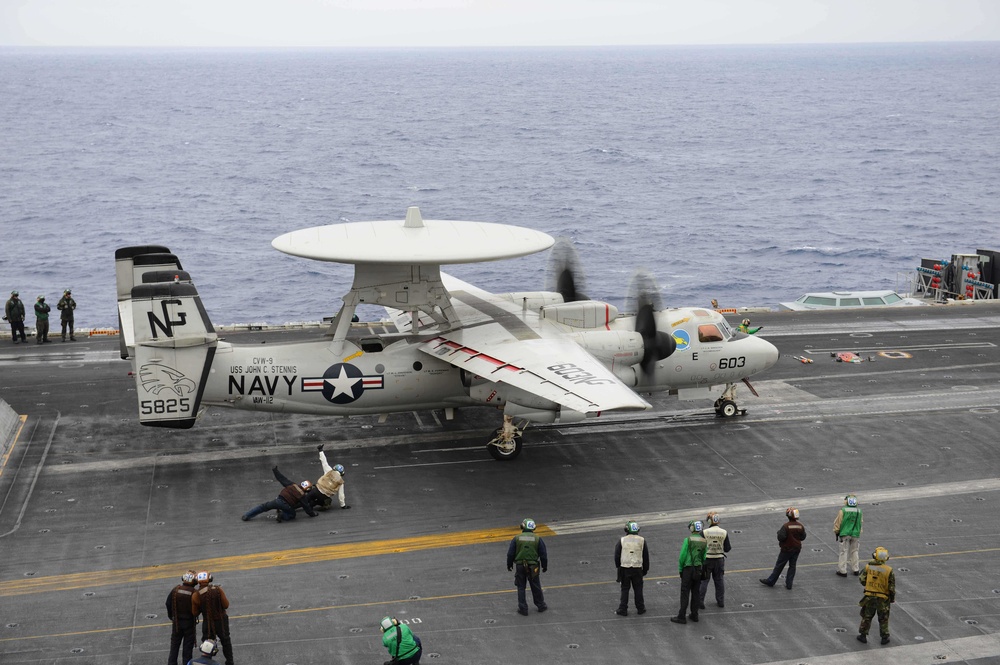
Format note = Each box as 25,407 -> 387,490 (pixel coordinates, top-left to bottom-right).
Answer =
717,356 -> 746,369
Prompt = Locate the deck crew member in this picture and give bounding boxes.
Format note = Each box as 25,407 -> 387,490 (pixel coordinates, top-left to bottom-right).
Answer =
506,518 -> 548,615
191,572 -> 234,665
57,288 -> 76,341
4,291 -> 27,343
379,616 -> 422,665
188,639 -> 221,665
834,494 -> 863,577
857,546 -> 895,645
33,294 -> 51,343
671,520 -> 707,624
314,444 -> 349,510
760,507 -> 807,590
699,511 -> 731,609
241,468 -> 317,522
614,520 -> 649,616
166,570 -> 198,665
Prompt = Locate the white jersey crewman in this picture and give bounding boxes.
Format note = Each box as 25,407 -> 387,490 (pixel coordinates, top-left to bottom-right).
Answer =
315,444 -> 349,510
699,511 -> 731,608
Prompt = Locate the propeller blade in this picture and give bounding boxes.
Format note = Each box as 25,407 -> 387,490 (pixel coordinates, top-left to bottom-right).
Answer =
630,270 -> 675,373
547,239 -> 587,302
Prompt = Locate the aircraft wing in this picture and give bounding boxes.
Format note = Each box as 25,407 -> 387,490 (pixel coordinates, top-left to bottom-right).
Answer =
385,270 -> 650,415
419,328 -> 651,415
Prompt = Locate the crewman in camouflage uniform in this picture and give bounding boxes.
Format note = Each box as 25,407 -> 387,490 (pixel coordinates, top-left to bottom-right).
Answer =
834,494 -> 863,577
857,546 -> 895,645
4,291 -> 27,343
191,571 -> 234,665
33,295 -> 51,343
506,518 -> 548,616
57,289 -> 76,341
671,520 -> 707,624
165,570 -> 198,665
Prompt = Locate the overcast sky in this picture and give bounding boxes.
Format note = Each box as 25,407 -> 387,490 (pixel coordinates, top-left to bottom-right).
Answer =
1,0 -> 997,48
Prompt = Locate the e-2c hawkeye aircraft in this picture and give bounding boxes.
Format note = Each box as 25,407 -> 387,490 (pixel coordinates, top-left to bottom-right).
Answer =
115,207 -> 779,460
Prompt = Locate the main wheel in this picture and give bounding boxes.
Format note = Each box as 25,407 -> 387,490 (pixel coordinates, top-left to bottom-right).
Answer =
488,436 -> 523,461
719,400 -> 739,417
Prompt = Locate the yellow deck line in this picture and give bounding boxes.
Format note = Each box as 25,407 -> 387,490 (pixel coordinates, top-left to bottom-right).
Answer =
3,546 -> 1000,644
0,524 -> 555,597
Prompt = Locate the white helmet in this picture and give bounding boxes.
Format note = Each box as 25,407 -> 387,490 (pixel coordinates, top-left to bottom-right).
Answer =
199,639 -> 219,656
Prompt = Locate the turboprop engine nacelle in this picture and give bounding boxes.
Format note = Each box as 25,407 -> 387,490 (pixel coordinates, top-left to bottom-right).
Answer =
565,329 -> 644,366
497,291 -> 565,311
540,300 -> 619,328
504,401 -> 588,424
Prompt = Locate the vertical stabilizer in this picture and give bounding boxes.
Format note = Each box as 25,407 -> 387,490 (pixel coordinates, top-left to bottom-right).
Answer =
130,282 -> 217,429
114,246 -> 175,359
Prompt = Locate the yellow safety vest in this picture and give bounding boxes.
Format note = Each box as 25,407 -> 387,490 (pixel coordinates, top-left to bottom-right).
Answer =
864,563 -> 892,598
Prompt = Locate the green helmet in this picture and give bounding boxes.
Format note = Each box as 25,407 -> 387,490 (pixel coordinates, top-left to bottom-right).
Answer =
521,518 -> 536,531
689,520 -> 703,533
625,521 -> 640,534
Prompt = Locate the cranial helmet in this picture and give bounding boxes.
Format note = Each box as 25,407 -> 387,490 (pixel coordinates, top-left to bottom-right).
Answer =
873,546 -> 889,563
196,571 -> 212,585
521,518 -> 536,532
625,521 -> 640,534
199,639 -> 219,656
10,291 -> 17,296
64,288 -> 72,294
333,464 -> 345,475
689,520 -> 703,533
380,616 -> 398,632
845,494 -> 858,507
706,511 -> 721,526
786,507 -> 800,520
181,570 -> 197,584
742,318 -> 750,326
299,480 -> 312,490
37,295 -> 45,301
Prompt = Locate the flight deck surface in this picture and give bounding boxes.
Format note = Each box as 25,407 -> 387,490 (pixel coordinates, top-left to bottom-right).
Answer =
2,304 -> 1000,664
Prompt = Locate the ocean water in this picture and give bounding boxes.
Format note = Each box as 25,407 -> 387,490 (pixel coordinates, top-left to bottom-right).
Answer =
1,43 -> 998,328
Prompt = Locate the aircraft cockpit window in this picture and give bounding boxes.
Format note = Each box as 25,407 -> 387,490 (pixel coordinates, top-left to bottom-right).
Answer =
698,324 -> 724,343
360,338 -> 384,353
883,293 -> 903,304
719,319 -> 735,338
803,295 -> 837,306
839,297 -> 861,306
862,297 -> 884,305
693,309 -> 712,318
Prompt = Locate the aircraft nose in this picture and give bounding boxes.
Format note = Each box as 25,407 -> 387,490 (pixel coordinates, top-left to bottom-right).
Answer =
763,339 -> 780,369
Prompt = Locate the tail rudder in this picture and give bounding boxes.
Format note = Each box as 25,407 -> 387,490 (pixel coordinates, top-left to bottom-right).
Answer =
114,246 -> 176,359
130,281 -> 217,429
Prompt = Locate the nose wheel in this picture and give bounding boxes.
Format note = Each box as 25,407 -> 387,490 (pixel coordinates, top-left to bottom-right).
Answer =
714,383 -> 748,417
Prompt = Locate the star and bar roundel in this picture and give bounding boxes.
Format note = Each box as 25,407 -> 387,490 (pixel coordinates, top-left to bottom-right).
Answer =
300,363 -> 384,404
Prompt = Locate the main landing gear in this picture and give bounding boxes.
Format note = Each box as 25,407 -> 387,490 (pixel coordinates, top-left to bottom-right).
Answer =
487,414 -> 526,460
714,382 -> 748,418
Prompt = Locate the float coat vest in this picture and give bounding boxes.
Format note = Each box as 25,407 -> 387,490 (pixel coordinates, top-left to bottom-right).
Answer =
619,534 -> 645,568
837,506 -> 862,537
704,525 -> 728,558
514,532 -> 541,563
863,563 -> 893,599
278,483 -> 306,507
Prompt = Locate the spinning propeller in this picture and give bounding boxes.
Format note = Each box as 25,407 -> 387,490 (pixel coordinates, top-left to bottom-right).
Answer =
627,269 -> 676,373
547,239 -> 588,302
